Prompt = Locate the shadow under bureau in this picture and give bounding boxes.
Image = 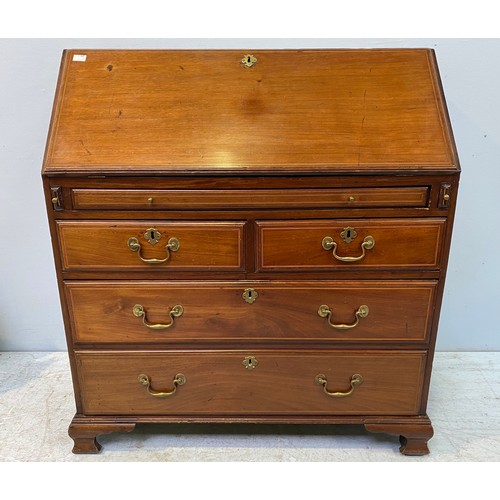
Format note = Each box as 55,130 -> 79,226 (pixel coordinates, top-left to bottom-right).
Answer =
42,49 -> 460,455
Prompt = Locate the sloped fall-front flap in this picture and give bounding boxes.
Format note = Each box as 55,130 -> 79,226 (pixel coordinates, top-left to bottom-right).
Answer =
42,49 -> 458,175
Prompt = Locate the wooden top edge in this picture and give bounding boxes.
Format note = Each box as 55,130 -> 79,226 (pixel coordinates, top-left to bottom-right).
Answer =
61,48 -> 435,54
42,164 -> 461,176
42,164 -> 461,177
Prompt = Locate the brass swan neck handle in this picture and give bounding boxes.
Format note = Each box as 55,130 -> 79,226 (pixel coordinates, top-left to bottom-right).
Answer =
315,373 -> 363,398
127,236 -> 179,264
322,235 -> 375,262
318,304 -> 369,330
138,373 -> 186,398
132,304 -> 184,330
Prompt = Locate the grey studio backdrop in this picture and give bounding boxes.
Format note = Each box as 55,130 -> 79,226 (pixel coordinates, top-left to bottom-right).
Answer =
0,38 -> 498,351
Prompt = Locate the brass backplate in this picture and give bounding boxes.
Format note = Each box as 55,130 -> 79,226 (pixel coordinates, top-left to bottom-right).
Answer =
340,226 -> 357,244
438,183 -> 452,208
144,227 -> 161,245
50,186 -> 64,211
243,356 -> 258,370
241,54 -> 257,68
242,288 -> 258,304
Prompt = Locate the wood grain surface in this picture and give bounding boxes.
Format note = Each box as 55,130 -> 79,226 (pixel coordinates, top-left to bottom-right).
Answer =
56,220 -> 245,271
41,48 -> 460,454
71,187 -> 429,210
257,218 -> 445,270
43,49 -> 458,174
66,280 -> 436,343
76,350 -> 426,415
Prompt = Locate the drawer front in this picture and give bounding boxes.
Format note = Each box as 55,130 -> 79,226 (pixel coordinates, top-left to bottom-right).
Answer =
257,219 -> 445,271
66,281 -> 436,343
57,221 -> 245,271
72,187 -> 429,210
76,351 -> 426,416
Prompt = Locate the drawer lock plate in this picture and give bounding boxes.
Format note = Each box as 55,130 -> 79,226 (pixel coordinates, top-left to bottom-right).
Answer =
242,288 -> 258,304
241,54 -> 257,68
243,356 -> 259,370
144,227 -> 161,245
340,226 -> 357,244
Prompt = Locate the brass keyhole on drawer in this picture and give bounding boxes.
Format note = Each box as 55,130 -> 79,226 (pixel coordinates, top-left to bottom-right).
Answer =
241,54 -> 257,68
340,226 -> 357,244
144,227 -> 161,245
242,288 -> 258,304
243,356 -> 258,370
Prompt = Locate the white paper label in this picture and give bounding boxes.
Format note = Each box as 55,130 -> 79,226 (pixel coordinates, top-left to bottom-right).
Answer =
72,54 -> 87,62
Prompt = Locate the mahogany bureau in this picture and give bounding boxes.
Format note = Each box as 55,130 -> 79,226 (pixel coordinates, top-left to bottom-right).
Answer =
42,49 -> 460,455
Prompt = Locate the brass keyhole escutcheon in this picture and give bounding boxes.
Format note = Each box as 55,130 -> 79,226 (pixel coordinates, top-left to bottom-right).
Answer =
242,288 -> 258,304
144,227 -> 161,245
340,227 -> 357,244
243,356 -> 258,370
241,54 -> 257,68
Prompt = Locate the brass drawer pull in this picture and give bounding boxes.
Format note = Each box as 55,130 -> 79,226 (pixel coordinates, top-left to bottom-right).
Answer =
138,373 -> 186,398
318,304 -> 369,330
127,236 -> 179,264
322,235 -> 375,262
315,373 -> 363,398
132,304 -> 184,330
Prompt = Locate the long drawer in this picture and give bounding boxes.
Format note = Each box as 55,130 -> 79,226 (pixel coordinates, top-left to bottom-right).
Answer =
257,219 -> 445,271
57,221 -> 245,271
71,186 -> 430,210
76,350 -> 426,416
66,281 -> 436,343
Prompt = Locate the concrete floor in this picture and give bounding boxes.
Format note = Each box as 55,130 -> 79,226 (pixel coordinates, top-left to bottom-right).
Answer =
0,351 -> 498,461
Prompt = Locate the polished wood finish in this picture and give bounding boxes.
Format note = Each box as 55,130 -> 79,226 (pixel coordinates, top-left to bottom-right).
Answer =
42,49 -> 460,455
66,281 -> 436,343
257,219 -> 445,270
57,221 -> 245,271
365,421 -> 434,456
68,420 -> 136,454
72,187 -> 430,210
42,49 -> 457,175
76,350 -> 426,415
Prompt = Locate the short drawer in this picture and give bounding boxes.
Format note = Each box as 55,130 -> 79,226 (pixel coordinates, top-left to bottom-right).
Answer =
66,280 -> 436,343
57,221 -> 245,271
71,187 -> 429,210
76,350 -> 426,416
257,218 -> 445,271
